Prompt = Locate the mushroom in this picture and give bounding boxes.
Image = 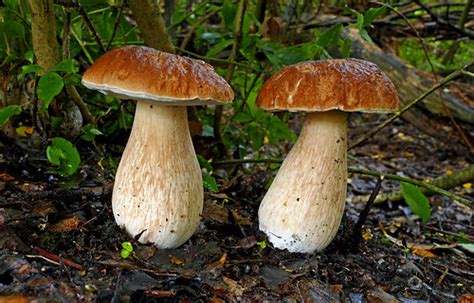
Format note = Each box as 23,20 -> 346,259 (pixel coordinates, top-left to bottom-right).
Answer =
82,46 -> 233,248
256,59 -> 399,253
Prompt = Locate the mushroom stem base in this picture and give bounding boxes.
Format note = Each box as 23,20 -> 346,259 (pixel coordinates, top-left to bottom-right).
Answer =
112,101 -> 203,248
259,111 -> 348,253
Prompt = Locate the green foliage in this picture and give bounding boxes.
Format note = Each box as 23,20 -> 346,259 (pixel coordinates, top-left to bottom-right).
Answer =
81,124 -> 103,141
0,105 -> 22,127
398,38 -> 474,73
348,5 -> 386,43
401,182 -> 431,222
256,240 -> 267,249
37,72 -> 64,111
198,155 -> 219,192
120,241 -> 134,259
46,137 -> 81,176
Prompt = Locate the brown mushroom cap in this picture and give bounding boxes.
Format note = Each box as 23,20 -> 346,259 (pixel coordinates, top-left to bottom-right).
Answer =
257,58 -> 399,113
82,45 -> 234,105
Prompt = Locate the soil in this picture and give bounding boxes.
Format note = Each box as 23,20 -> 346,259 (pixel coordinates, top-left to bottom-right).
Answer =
0,113 -> 472,302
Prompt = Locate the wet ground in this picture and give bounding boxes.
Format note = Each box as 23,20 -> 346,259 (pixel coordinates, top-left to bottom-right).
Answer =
0,113 -> 472,302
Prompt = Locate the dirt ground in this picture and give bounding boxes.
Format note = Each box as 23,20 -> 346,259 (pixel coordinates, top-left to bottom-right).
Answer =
0,113 -> 472,302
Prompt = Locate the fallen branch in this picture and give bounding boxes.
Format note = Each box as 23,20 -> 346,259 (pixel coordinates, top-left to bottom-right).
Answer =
354,164 -> 474,205
212,158 -> 472,207
33,247 -> 84,271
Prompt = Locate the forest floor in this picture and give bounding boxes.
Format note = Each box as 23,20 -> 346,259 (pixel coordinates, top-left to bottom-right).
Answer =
0,113 -> 472,302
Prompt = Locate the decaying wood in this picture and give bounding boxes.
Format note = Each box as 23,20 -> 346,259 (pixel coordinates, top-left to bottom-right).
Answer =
345,29 -> 473,149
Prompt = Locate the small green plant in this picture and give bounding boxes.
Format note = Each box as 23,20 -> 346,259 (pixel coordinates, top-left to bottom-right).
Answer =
19,59 -> 81,112
0,105 -> 22,127
197,155 -> 219,192
401,182 -> 431,222
256,240 -> 267,249
120,241 -> 134,259
46,137 -> 81,176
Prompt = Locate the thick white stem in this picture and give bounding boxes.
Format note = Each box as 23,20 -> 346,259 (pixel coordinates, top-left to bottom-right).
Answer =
259,111 -> 348,253
112,101 -> 203,248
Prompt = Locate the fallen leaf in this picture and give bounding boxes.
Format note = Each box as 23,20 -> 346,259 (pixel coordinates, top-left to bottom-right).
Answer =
169,255 -> 185,266
50,216 -> 83,233
411,248 -> 436,258
16,126 -> 33,137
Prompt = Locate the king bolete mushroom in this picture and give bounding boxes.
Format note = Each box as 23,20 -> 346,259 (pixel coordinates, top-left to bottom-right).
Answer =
82,46 -> 233,248
257,58 -> 399,253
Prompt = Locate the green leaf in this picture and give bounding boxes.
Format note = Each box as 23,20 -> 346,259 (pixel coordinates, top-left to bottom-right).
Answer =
197,154 -> 213,172
355,12 -> 364,31
363,6 -> 386,27
120,249 -> 131,259
121,241 -> 133,252
339,38 -> 352,58
206,39 -> 233,58
46,137 -> 81,176
3,0 -> 18,10
203,175 -> 219,192
0,21 -> 25,41
359,28 -> 373,43
401,182 -> 431,222
24,50 -> 34,63
37,72 -> 64,111
275,47 -> 308,66
316,24 -> 343,48
18,64 -> 44,79
51,59 -> 78,74
459,243 -> 474,253
221,0 -> 237,30
81,124 -> 103,141
0,105 -> 21,127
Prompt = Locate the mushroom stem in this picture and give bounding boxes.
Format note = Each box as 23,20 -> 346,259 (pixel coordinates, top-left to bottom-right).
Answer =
112,101 -> 203,248
259,110 -> 348,253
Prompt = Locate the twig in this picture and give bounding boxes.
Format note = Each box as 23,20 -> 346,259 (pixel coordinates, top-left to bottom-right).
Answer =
458,0 -> 472,30
211,158 -> 472,207
66,85 -> 94,124
413,0 -> 474,39
179,8 -> 222,51
213,0 -> 246,158
348,63 -> 472,150
33,247 -> 84,271
351,176 -> 384,251
349,167 -> 472,208
354,164 -> 474,204
98,259 -> 178,277
177,48 -> 255,70
143,290 -> 176,298
106,5 -> 123,51
78,5 -> 106,53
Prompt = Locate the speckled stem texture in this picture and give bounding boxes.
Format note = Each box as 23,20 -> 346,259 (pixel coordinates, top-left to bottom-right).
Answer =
258,111 -> 348,253
112,101 -> 203,248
